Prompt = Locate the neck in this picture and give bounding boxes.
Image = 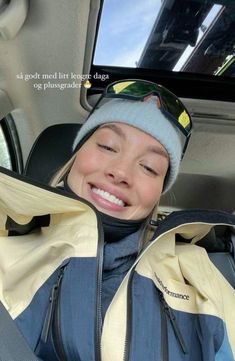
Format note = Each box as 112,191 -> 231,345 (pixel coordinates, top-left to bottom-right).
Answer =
100,212 -> 144,243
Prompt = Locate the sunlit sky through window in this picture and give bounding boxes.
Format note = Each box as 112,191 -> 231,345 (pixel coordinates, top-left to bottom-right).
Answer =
94,0 -> 161,67
94,1 -> 223,71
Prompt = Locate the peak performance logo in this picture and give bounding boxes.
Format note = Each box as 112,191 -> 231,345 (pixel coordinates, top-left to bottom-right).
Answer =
155,273 -> 190,301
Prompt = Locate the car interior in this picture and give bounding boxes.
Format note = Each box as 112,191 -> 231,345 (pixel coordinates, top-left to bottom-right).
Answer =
0,0 -> 235,289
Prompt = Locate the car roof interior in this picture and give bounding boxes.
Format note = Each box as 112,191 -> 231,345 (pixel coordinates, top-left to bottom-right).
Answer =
0,0 -> 235,214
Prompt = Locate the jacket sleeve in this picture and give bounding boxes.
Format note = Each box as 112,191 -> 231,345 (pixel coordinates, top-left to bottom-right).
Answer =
211,261 -> 235,360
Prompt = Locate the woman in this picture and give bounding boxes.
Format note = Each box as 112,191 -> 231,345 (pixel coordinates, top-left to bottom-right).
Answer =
0,79 -> 234,361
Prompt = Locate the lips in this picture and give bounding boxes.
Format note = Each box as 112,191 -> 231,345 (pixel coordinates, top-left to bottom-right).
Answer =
91,187 -> 125,206
89,183 -> 130,208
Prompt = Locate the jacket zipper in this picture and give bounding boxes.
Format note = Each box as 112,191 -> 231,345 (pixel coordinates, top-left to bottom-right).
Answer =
159,291 -> 188,355
41,266 -> 67,361
95,215 -> 104,361
42,216 -> 104,361
159,292 -> 169,361
123,269 -> 135,361
52,274 -> 68,361
122,218 -> 195,361
41,267 -> 65,343
122,272 -> 171,361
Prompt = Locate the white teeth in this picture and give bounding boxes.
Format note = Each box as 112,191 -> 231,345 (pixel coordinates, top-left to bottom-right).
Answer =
92,187 -> 125,207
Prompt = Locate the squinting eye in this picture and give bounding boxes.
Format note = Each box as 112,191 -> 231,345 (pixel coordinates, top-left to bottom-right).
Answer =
97,143 -> 116,152
140,164 -> 158,176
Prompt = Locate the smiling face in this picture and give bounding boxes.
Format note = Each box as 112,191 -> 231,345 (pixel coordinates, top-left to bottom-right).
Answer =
67,123 -> 169,220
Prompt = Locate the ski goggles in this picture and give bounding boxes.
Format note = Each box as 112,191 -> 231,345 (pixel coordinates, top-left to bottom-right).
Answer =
94,79 -> 192,158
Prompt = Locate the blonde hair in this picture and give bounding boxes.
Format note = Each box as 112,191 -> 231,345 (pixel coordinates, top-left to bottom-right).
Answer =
50,154 -> 160,251
50,153 -> 77,187
137,205 -> 159,252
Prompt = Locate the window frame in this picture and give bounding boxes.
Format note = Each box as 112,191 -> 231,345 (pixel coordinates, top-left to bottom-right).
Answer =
89,0 -> 235,103
0,115 -> 23,173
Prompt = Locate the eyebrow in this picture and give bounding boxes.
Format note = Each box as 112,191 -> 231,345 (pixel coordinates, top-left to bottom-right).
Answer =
99,124 -> 126,139
146,145 -> 169,159
100,123 -> 168,159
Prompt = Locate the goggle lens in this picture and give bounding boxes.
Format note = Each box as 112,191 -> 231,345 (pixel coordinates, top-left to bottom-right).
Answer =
106,80 -> 192,138
108,80 -> 157,97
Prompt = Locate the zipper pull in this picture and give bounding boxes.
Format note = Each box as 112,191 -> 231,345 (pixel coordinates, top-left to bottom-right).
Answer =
149,219 -> 159,226
159,292 -> 188,355
41,267 -> 65,343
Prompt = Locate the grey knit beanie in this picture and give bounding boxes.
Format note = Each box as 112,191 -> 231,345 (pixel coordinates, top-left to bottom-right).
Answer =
73,97 -> 184,193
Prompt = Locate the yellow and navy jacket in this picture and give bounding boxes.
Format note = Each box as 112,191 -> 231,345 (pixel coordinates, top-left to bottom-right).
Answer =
0,167 -> 235,361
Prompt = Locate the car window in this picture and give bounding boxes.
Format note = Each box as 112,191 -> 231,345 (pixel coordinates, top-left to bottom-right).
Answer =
0,122 -> 12,169
94,0 -> 235,78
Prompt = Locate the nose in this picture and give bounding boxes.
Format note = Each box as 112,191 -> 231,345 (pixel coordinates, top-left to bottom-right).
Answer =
104,159 -> 133,187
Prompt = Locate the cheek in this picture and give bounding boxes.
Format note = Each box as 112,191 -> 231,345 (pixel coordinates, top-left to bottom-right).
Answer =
71,149 -> 101,176
67,149 -> 102,193
137,180 -> 164,211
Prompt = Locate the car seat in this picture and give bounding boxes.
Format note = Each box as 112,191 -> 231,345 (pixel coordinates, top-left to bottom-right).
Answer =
24,123 -> 235,288
189,226 -> 235,288
24,123 -> 82,184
